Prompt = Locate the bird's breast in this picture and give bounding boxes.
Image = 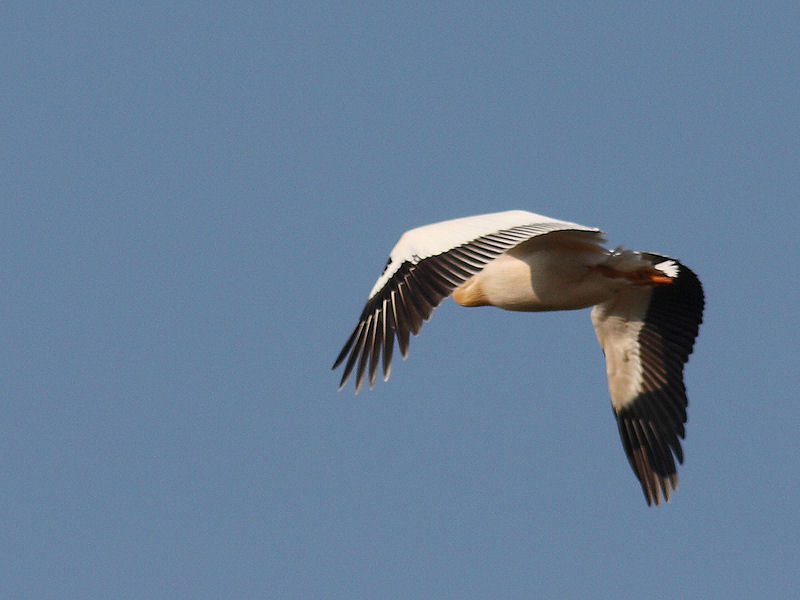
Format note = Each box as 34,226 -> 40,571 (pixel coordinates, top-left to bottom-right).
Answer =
454,244 -> 619,312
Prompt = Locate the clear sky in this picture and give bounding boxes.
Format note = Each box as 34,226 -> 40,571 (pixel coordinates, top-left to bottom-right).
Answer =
3,3 -> 799,598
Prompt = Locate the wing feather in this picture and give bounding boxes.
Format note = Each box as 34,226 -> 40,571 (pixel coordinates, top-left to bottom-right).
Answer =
334,210 -> 598,391
592,257 -> 704,504
381,298 -> 394,380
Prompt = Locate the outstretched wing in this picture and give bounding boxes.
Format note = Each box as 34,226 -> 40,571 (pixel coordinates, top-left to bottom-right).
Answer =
333,210 -> 598,392
591,256 -> 704,505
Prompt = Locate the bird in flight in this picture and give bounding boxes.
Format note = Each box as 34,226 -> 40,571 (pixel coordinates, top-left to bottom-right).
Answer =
333,210 -> 704,505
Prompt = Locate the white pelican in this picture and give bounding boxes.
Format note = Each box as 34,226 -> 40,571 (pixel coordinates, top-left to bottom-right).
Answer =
333,210 -> 704,505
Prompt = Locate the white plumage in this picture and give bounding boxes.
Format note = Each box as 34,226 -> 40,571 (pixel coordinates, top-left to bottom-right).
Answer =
333,210 -> 704,505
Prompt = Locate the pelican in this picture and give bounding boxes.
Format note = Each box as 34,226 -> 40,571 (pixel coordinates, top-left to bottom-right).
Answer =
332,210 -> 704,505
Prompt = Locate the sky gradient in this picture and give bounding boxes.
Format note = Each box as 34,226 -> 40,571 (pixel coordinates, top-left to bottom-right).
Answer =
3,3 -> 799,598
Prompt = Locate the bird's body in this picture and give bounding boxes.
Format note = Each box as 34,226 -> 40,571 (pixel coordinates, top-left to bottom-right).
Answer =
333,210 -> 704,505
454,229 -> 626,310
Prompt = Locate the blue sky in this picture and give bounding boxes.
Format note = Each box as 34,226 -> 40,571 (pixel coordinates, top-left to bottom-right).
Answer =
3,3 -> 799,598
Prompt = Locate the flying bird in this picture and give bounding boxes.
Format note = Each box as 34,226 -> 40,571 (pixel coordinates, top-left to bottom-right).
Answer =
332,210 -> 704,505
